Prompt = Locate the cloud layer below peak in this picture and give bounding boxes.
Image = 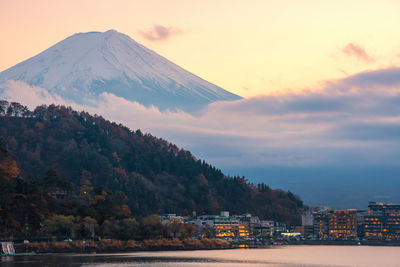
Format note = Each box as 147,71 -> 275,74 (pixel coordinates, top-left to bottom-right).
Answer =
2,66 -> 400,170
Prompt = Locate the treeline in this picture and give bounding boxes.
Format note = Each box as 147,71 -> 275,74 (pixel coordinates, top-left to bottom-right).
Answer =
0,100 -> 303,238
40,214 -> 196,241
0,149 -> 193,240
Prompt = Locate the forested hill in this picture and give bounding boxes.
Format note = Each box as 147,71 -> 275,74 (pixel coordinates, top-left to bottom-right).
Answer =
0,101 -> 303,224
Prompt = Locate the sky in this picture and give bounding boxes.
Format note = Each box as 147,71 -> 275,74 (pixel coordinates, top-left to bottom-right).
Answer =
1,0 -> 400,208
1,0 -> 400,97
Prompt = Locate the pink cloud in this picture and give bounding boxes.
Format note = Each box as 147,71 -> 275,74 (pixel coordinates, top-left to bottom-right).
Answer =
139,25 -> 182,42
342,43 -> 373,62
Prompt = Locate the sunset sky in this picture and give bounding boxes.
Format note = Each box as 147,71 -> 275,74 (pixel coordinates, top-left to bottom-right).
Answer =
2,0 -> 400,97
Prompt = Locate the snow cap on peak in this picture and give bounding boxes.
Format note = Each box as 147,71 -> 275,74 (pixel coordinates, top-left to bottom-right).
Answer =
71,29 -> 122,38
0,30 -> 241,112
105,29 -> 118,34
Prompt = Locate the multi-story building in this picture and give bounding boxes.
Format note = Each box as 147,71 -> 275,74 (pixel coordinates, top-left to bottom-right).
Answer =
238,224 -> 250,237
231,213 -> 261,237
302,209 -> 314,226
253,220 -> 274,237
356,210 -> 368,238
193,212 -> 239,238
364,202 -> 400,239
274,222 -> 287,236
313,210 -> 329,238
296,209 -> 314,238
328,209 -> 357,239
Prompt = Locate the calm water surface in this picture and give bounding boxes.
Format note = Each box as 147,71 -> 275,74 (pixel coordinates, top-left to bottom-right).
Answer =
1,246 -> 400,267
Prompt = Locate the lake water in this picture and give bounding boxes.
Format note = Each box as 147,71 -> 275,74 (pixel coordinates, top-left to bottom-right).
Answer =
2,246 -> 400,267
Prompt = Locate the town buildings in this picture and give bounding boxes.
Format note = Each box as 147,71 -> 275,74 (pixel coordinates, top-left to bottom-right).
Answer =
178,211 -> 287,239
160,201 -> 400,241
363,202 -> 400,239
191,212 -> 239,237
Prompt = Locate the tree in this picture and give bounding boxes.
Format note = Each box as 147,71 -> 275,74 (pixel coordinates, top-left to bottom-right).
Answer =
141,215 -> 162,240
121,218 -> 140,240
42,215 -> 75,239
164,219 -> 184,238
83,216 -> 98,240
0,100 -> 8,115
43,169 -> 59,188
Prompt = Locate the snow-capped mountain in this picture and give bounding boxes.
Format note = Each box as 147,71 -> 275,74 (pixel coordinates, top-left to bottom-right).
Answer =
0,30 -> 241,112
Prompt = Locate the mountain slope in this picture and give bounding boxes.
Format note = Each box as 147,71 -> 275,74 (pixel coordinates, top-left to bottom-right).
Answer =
0,100 -> 302,225
0,30 -> 241,112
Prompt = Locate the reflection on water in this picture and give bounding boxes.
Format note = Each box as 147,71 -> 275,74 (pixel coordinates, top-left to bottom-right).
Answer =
2,246 -> 400,267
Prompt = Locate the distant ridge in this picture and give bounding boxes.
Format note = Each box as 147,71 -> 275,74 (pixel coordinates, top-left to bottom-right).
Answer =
0,30 -> 241,112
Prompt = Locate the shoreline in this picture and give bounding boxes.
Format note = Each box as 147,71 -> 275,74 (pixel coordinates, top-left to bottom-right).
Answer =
7,239 -> 400,256
4,245 -> 400,267
285,240 -> 400,247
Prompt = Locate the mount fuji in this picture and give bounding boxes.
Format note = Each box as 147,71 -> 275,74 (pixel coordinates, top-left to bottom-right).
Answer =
0,30 -> 241,112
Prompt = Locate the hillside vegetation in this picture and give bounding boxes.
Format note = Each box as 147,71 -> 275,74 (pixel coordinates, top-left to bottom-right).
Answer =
0,100 -> 302,238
